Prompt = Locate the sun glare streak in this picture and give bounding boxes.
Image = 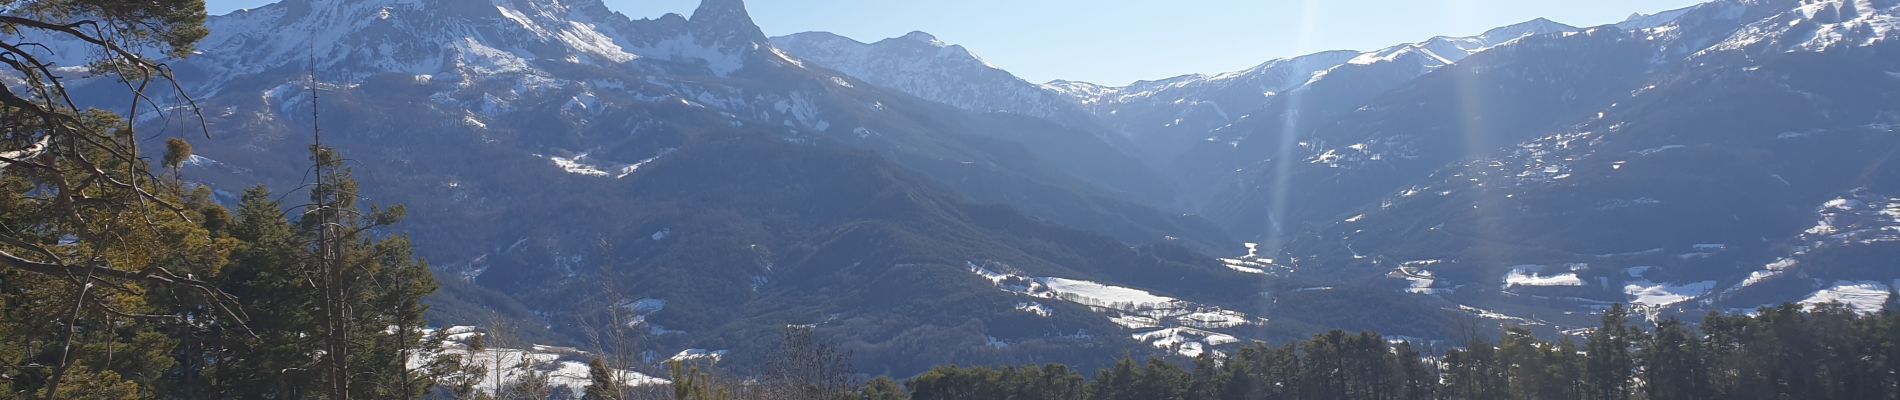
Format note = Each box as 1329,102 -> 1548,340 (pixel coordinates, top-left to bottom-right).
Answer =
1260,0 -> 1322,258
1447,0 -> 1511,270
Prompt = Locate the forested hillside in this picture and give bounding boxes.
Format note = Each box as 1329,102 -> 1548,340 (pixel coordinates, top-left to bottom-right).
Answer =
655,304 -> 1900,400
11,0 -> 1900,397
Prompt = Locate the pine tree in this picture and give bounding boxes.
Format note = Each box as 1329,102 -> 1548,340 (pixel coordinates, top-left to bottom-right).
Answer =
582,357 -> 623,400
1499,326 -> 1563,399
1445,338 -> 1506,400
1085,356 -> 1140,400
1641,317 -> 1708,400
1392,341 -> 1438,400
4,0 -> 217,394
1130,358 -> 1189,400
1584,304 -> 1638,400
668,360 -> 732,400
206,186 -> 324,398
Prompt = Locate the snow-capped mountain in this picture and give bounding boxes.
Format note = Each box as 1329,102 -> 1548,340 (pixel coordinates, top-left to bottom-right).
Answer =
181,0 -> 785,93
1236,0 -> 1900,331
42,0 -> 1275,376
35,0 -> 1900,375
1706,0 -> 1897,53
1045,18 -> 1578,166
1042,51 -> 1360,162
771,31 -> 1100,129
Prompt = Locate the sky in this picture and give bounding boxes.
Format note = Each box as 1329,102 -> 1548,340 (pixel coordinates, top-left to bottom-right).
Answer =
205,0 -> 1706,86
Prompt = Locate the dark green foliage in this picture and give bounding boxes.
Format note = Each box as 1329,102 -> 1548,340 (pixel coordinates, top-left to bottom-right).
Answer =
582,357 -> 622,400
821,304 -> 1900,400
1582,305 -> 1638,400
860,376 -> 909,400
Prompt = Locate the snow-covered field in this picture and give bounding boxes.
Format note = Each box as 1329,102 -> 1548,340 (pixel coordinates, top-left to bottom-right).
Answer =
967,261 -> 1260,357
1800,281 -> 1893,314
1624,280 -> 1716,307
1502,265 -> 1584,288
1389,265 -> 1448,295
1130,328 -> 1240,358
415,327 -> 668,395
1217,242 -> 1283,275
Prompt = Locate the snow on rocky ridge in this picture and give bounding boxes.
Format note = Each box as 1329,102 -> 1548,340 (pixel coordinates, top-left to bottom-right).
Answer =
1703,0 -> 1899,54
146,0 -> 790,104
1043,17 -> 1575,131
771,31 -> 1094,124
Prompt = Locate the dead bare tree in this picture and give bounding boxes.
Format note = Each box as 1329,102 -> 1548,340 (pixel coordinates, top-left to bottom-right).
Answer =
573,237 -> 662,399
764,326 -> 855,400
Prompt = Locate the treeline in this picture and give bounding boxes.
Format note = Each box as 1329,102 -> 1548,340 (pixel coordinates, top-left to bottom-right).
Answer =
1,0 -> 464,396
636,304 -> 1900,400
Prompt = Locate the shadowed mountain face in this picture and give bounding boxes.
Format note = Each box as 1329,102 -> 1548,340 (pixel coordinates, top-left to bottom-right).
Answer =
46,0 -> 1900,375
56,0 -> 1276,375
766,0 -> 1900,335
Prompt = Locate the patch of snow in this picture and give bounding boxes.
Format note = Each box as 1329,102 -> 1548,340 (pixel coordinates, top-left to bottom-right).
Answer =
966,260 -> 1256,353
1038,277 -> 1177,310
620,298 -> 666,315
1457,305 -> 1543,326
182,154 -> 220,167
1503,265 -> 1585,288
1109,315 -> 1161,330
1624,281 -> 1716,307
614,148 -> 677,179
1132,327 -> 1240,358
1800,281 -> 1892,314
985,336 -> 1010,349
418,327 -> 667,394
668,349 -> 728,363
1176,310 -> 1252,329
1634,145 -> 1686,156
547,155 -> 609,176
1219,260 -> 1268,275
1826,198 -> 1863,211
1389,266 -> 1442,294
1015,302 -> 1053,317
650,229 -> 670,241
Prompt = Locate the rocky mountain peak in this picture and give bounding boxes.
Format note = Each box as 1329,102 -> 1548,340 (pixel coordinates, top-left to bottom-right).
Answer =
690,0 -> 767,45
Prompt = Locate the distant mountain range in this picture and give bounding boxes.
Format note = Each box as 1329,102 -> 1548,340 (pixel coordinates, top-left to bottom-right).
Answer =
43,0 -> 1900,376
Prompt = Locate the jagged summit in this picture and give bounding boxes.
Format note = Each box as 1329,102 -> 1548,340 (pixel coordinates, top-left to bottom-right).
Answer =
171,0 -> 794,91
690,0 -> 766,44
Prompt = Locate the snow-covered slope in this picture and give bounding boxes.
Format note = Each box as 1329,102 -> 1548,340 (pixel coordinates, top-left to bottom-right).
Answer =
183,0 -> 786,94
27,0 -> 1264,376
1041,18 -> 1577,166
771,31 -> 1098,127
1702,0 -> 1899,54
1260,0 -> 1900,332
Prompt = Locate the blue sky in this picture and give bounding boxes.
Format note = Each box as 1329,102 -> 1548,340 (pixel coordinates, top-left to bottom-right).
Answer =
208,0 -> 1706,86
